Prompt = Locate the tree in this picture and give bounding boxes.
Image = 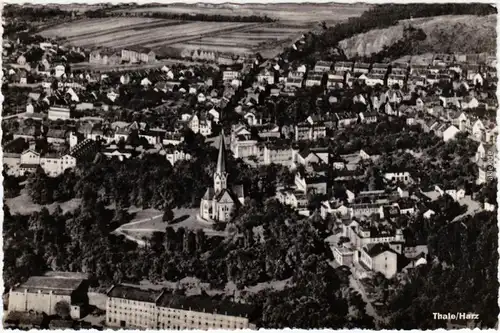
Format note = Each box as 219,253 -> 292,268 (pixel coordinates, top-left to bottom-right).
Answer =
162,207 -> 175,223
55,300 -> 71,319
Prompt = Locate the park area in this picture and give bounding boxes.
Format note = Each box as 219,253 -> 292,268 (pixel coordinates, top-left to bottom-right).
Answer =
114,207 -> 229,246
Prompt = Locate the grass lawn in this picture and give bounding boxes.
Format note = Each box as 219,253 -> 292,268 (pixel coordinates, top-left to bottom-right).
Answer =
5,193 -> 82,215
120,208 -> 227,237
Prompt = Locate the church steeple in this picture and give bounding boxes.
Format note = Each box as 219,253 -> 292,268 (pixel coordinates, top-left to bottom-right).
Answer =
214,130 -> 228,193
216,130 -> 227,174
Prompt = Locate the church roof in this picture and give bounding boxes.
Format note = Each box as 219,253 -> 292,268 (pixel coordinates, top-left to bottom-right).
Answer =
214,188 -> 239,203
203,188 -> 215,200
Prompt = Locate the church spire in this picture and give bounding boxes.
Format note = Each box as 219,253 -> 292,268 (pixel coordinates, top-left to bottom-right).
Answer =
214,130 -> 228,193
216,130 -> 226,174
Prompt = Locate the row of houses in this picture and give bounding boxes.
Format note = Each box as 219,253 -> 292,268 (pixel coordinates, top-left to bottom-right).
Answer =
89,47 -> 156,65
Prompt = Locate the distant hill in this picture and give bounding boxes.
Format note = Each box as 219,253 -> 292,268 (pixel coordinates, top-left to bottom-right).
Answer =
339,14 -> 496,58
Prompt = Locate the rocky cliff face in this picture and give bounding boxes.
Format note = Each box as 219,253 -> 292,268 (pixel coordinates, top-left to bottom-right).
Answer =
339,14 -> 496,58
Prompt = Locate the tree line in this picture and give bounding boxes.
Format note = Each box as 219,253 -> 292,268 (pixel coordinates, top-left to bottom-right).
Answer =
85,9 -> 275,23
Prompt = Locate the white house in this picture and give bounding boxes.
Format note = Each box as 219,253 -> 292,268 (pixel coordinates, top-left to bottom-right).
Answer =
26,102 -> 34,114
442,125 -> 460,142
423,209 -> 436,219
484,201 -> 495,212
54,65 -> 65,78
197,93 -> 206,103
434,185 -> 465,202
107,91 -> 119,102
384,171 -> 412,184
141,78 -> 152,86
208,108 -> 220,123
471,119 -> 485,140
472,73 -> 484,86
461,96 -> 479,110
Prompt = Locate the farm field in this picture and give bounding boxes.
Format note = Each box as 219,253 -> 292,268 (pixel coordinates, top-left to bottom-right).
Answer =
39,3 -> 369,59
115,3 -> 369,26
39,18 -> 259,55
171,24 -> 305,57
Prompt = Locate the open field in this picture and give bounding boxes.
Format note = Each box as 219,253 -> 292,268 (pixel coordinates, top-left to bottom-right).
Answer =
339,14 -> 496,58
115,3 -> 369,26
5,192 -> 82,215
39,4 -> 368,59
40,18 -> 255,52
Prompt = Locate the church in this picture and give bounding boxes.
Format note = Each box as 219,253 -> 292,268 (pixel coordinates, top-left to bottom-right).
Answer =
199,132 -> 244,223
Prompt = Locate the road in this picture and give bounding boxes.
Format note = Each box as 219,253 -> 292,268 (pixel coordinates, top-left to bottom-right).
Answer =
349,275 -> 386,328
113,214 -> 163,247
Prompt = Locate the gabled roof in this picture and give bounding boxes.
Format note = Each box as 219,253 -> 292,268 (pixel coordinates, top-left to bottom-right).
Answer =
363,243 -> 397,257
107,284 -> 162,303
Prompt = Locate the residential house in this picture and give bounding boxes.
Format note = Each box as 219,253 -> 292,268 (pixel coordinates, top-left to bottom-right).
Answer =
442,125 -> 460,142
295,172 -> 328,194
294,147 -> 329,167
434,185 -> 465,202
387,74 -> 405,88
353,62 -> 371,74
371,63 -> 389,75
222,70 -> 241,81
408,75 -> 426,88
165,149 -> 191,165
257,70 -> 275,85
48,106 -> 72,121
364,73 -> 385,87
359,148 -> 381,161
121,47 -> 156,63
335,112 -> 358,128
89,50 -> 121,65
314,61 -> 333,72
40,154 -> 77,177
327,77 -> 344,89
46,128 -> 67,144
294,122 -> 326,141
471,119 -> 485,140
384,171 -> 412,184
334,61 -> 353,72
461,96 -> 479,110
276,189 -> 309,213
54,65 -> 65,78
360,243 -> 399,279
305,72 -> 324,87
359,111 -> 378,124
288,71 -> 305,79
286,77 -> 303,89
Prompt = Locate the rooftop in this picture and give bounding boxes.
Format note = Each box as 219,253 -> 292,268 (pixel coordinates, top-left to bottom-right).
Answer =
15,276 -> 84,292
156,293 -> 254,318
363,243 -> 397,257
107,284 -> 162,303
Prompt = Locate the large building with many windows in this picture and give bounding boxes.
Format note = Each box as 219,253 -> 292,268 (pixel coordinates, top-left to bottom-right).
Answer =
106,284 -> 255,330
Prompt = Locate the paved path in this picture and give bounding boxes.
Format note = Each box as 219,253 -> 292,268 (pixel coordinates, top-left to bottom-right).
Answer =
349,275 -> 386,327
113,215 -> 163,247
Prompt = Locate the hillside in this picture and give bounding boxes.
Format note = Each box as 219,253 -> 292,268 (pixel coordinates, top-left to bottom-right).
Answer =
339,14 -> 496,58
